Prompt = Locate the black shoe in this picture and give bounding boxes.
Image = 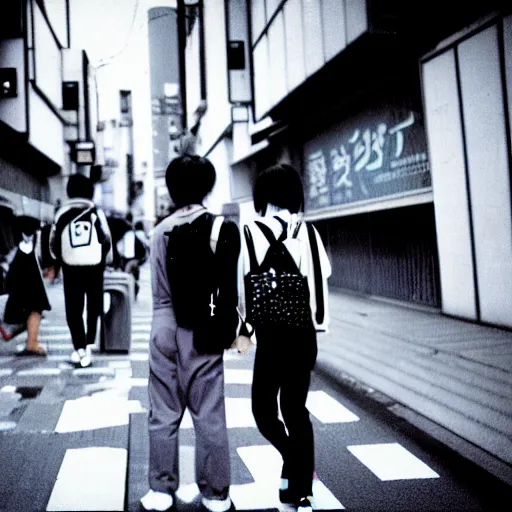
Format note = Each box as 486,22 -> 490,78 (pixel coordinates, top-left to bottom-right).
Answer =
297,497 -> 313,512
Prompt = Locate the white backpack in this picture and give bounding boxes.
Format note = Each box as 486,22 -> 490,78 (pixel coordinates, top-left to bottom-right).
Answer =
61,207 -> 103,266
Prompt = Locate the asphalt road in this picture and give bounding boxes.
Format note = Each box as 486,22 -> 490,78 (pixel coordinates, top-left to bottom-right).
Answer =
1,267 -> 510,511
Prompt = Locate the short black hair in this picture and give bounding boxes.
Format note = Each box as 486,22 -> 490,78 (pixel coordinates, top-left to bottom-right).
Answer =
16,215 -> 40,236
67,174 -> 94,200
253,163 -> 304,215
165,154 -> 216,208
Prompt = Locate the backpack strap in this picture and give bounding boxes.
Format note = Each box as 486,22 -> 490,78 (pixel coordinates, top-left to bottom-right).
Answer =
255,220 -> 288,244
306,223 -> 324,325
273,216 -> 288,241
292,221 -> 302,239
243,225 -> 259,272
210,215 -> 224,253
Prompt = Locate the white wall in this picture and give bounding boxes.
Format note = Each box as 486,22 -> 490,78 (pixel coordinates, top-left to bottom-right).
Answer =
194,0 -> 232,156
33,0 -> 62,109
0,39 -> 26,132
251,0 -> 368,120
458,25 -> 512,327
43,0 -> 69,48
204,139 -> 233,215
422,50 -> 477,320
29,88 -> 65,167
62,49 -> 84,140
422,16 -> 512,328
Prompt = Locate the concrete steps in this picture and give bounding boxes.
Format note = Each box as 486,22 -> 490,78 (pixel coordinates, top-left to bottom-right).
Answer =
316,317 -> 512,480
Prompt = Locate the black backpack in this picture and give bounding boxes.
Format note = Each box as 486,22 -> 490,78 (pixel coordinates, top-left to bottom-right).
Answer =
244,217 -> 324,330
165,212 -> 237,354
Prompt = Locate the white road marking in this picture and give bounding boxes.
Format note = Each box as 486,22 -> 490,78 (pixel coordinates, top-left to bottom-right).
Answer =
39,326 -> 70,332
131,341 -> 149,349
46,447 -> 127,511
72,367 -> 116,377
224,369 -> 253,385
55,395 -> 144,432
108,361 -> 132,369
347,443 -> 440,481
129,378 -> 148,387
129,352 -> 149,361
36,334 -> 71,341
231,446 -> 344,510
131,323 -> 152,331
180,399 -> 256,429
226,398 -> 257,428
17,368 -> 61,376
306,391 -> 360,423
0,369 -> 13,377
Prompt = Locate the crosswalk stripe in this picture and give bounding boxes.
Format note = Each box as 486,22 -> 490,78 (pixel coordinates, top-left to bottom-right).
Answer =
131,324 -> 152,331
46,447 -> 127,511
55,394 -> 144,433
17,368 -> 61,376
347,443 -> 440,481
180,392 -> 361,430
0,369 -> 13,377
306,391 -> 360,423
231,445 -> 344,510
224,369 -> 253,384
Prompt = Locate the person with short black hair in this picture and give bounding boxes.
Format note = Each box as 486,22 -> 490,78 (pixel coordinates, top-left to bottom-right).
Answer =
0,215 -> 51,354
239,163 -> 331,512
49,174 -> 112,368
141,154 -> 239,512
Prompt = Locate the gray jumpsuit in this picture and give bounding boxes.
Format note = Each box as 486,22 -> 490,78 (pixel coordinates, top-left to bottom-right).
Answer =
147,206 -> 233,500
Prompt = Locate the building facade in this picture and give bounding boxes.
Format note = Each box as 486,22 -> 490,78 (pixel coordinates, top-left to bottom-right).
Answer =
180,0 -> 512,329
0,0 -> 101,255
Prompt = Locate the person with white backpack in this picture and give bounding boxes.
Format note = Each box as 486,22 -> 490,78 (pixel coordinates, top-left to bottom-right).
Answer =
49,174 -> 112,368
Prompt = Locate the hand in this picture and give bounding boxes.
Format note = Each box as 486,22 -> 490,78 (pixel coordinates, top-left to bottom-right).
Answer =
234,335 -> 254,355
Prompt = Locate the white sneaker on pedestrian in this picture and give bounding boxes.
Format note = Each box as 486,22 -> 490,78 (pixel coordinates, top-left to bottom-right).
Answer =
140,490 -> 174,511
77,348 -> 92,368
70,350 -> 80,364
202,496 -> 233,512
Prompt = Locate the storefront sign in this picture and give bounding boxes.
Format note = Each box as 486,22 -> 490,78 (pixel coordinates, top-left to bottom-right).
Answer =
304,99 -> 431,211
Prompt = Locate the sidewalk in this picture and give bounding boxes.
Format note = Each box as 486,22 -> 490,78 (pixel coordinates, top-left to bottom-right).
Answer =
315,289 -> 512,486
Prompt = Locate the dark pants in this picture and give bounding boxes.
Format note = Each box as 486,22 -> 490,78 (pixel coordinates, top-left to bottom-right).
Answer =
148,311 -> 230,499
62,265 -> 104,351
252,324 -> 317,500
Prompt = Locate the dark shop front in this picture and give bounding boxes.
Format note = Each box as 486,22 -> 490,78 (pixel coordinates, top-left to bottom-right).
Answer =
302,89 -> 441,308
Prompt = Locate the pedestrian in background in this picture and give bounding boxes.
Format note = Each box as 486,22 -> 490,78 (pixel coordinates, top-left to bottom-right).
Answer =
1,215 -> 51,355
141,154 -> 239,512
49,174 -> 112,368
239,163 -> 331,512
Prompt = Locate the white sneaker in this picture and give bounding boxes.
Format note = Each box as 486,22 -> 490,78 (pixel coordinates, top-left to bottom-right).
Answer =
201,496 -> 232,512
70,350 -> 80,364
140,490 -> 174,511
77,348 -> 92,368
